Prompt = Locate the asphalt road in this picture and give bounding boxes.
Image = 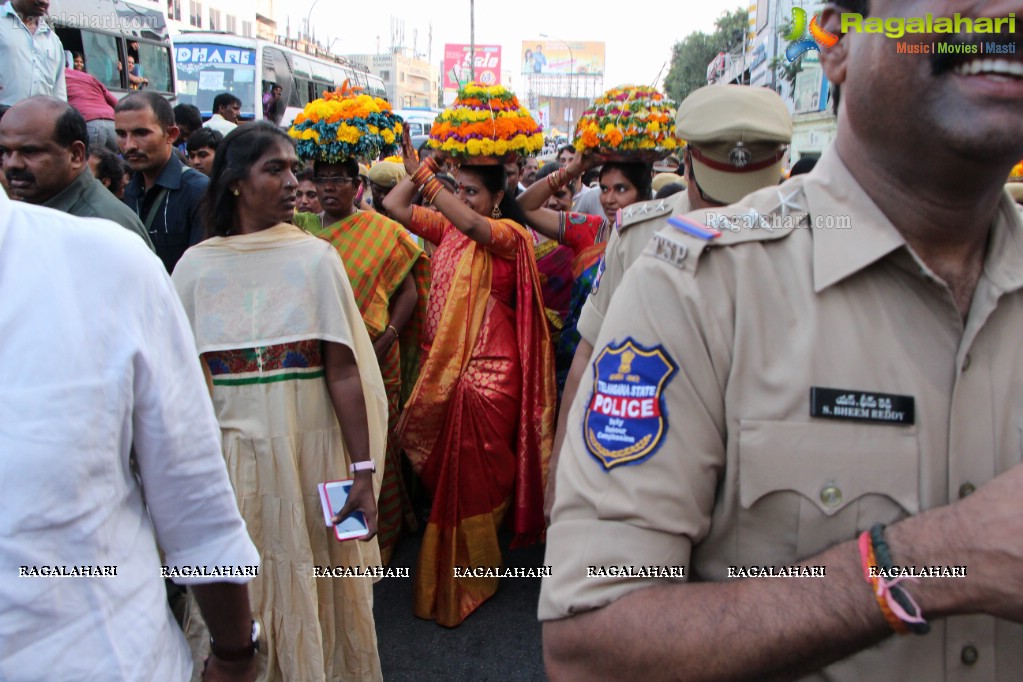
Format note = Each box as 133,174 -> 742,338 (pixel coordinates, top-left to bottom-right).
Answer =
373,526 -> 549,681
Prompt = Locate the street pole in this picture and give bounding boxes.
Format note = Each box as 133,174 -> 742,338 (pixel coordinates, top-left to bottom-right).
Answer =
771,0 -> 782,91
540,34 -> 574,134
305,0 -> 320,44
469,0 -> 475,82
741,32 -> 747,84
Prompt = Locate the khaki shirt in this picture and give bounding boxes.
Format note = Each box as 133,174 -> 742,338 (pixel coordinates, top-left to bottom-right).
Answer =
576,192 -> 691,345
540,148 -> 1023,680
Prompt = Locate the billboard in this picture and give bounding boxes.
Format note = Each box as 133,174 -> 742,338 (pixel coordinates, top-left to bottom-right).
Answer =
520,40 -> 605,76
443,44 -> 502,89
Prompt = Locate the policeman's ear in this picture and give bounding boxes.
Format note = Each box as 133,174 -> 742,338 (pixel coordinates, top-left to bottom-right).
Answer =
819,5 -> 850,87
69,140 -> 87,169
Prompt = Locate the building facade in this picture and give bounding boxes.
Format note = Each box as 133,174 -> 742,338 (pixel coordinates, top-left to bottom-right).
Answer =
165,0 -> 274,39
344,49 -> 438,108
706,0 -> 837,163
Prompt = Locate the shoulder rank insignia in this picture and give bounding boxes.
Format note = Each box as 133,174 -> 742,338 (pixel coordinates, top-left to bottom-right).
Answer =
584,338 -> 678,470
668,215 -> 721,241
618,197 -> 678,234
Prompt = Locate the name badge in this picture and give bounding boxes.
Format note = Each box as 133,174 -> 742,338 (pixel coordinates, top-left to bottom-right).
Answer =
810,387 -> 915,426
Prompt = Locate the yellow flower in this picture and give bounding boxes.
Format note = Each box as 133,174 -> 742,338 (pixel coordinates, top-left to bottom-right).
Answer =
299,129 -> 320,142
466,139 -> 483,156
494,140 -> 509,156
336,124 -> 361,144
381,129 -> 396,145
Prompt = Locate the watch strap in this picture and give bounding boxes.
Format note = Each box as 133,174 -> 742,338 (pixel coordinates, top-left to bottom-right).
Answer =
209,620 -> 259,662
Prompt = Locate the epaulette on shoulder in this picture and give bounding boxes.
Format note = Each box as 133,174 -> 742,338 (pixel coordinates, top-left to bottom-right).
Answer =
648,187 -> 807,274
616,193 -> 687,234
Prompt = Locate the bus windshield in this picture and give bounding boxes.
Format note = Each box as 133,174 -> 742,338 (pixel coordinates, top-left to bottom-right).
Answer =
175,43 -> 258,119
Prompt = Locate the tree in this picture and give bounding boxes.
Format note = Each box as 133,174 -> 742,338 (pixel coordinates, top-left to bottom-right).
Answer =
664,7 -> 749,104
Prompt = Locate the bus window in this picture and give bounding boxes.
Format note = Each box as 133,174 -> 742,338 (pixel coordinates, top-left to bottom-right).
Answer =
311,59 -> 332,84
327,65 -> 346,89
81,31 -> 123,90
288,79 -> 304,108
311,80 -> 332,100
290,55 -> 312,81
175,43 -> 258,118
137,42 -> 172,93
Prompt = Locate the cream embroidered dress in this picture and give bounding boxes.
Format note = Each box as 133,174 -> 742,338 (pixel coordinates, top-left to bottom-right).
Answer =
172,224 -> 386,681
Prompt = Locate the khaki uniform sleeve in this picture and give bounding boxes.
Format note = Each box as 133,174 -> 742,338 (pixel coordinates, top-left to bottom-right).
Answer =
540,244 -> 732,620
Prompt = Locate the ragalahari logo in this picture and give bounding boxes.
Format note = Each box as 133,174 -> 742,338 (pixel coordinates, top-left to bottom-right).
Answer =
786,8 -> 840,61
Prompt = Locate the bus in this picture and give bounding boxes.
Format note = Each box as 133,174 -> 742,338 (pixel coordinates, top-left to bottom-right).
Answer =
173,32 -> 387,127
49,0 -> 176,99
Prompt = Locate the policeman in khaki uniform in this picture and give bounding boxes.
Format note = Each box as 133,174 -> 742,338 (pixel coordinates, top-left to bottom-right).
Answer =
541,1 -> 1023,679
549,84 -> 793,513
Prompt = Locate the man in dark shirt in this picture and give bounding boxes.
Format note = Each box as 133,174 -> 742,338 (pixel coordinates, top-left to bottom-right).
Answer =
0,96 -> 153,250
115,91 -> 208,272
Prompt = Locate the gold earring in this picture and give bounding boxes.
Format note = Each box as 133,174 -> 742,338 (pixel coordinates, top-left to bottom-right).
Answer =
232,189 -> 240,196
491,205 -> 501,219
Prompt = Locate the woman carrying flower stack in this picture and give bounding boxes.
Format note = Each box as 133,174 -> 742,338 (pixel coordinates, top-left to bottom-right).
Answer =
518,85 -> 681,401
540,85 -> 683,518
383,83 -> 556,627
290,88 -> 430,564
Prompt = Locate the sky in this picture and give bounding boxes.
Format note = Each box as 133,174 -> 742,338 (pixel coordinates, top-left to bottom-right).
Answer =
277,0 -> 750,90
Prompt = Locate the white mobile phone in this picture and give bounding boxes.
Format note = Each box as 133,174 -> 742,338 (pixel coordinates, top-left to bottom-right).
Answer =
317,479 -> 370,542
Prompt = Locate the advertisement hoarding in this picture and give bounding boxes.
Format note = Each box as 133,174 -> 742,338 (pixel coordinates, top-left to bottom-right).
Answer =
443,43 -> 502,89
520,40 -> 605,76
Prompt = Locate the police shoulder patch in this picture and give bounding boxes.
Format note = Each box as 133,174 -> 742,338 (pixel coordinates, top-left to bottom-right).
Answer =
617,194 -> 685,235
584,338 -> 678,470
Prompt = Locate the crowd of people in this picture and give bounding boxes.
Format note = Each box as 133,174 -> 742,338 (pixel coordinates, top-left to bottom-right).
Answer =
3,0 -> 1023,679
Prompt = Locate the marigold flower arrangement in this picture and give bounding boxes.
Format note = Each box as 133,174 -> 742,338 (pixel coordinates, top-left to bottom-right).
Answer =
1011,160 -> 1023,180
427,83 -> 544,161
288,85 -> 404,163
573,85 -> 681,161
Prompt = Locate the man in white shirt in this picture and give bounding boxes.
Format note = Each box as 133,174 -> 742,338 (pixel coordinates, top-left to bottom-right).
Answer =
204,92 -> 240,135
0,190 -> 261,681
0,0 -> 66,105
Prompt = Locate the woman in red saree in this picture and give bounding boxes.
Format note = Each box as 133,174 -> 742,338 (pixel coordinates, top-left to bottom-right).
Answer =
383,130 -> 556,627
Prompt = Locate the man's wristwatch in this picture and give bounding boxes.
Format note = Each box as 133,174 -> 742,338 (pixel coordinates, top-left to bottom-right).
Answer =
349,461 -> 376,474
209,619 -> 260,662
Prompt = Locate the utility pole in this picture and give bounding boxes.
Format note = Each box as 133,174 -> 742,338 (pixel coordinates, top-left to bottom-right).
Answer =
305,0 -> 320,43
469,0 -> 475,82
